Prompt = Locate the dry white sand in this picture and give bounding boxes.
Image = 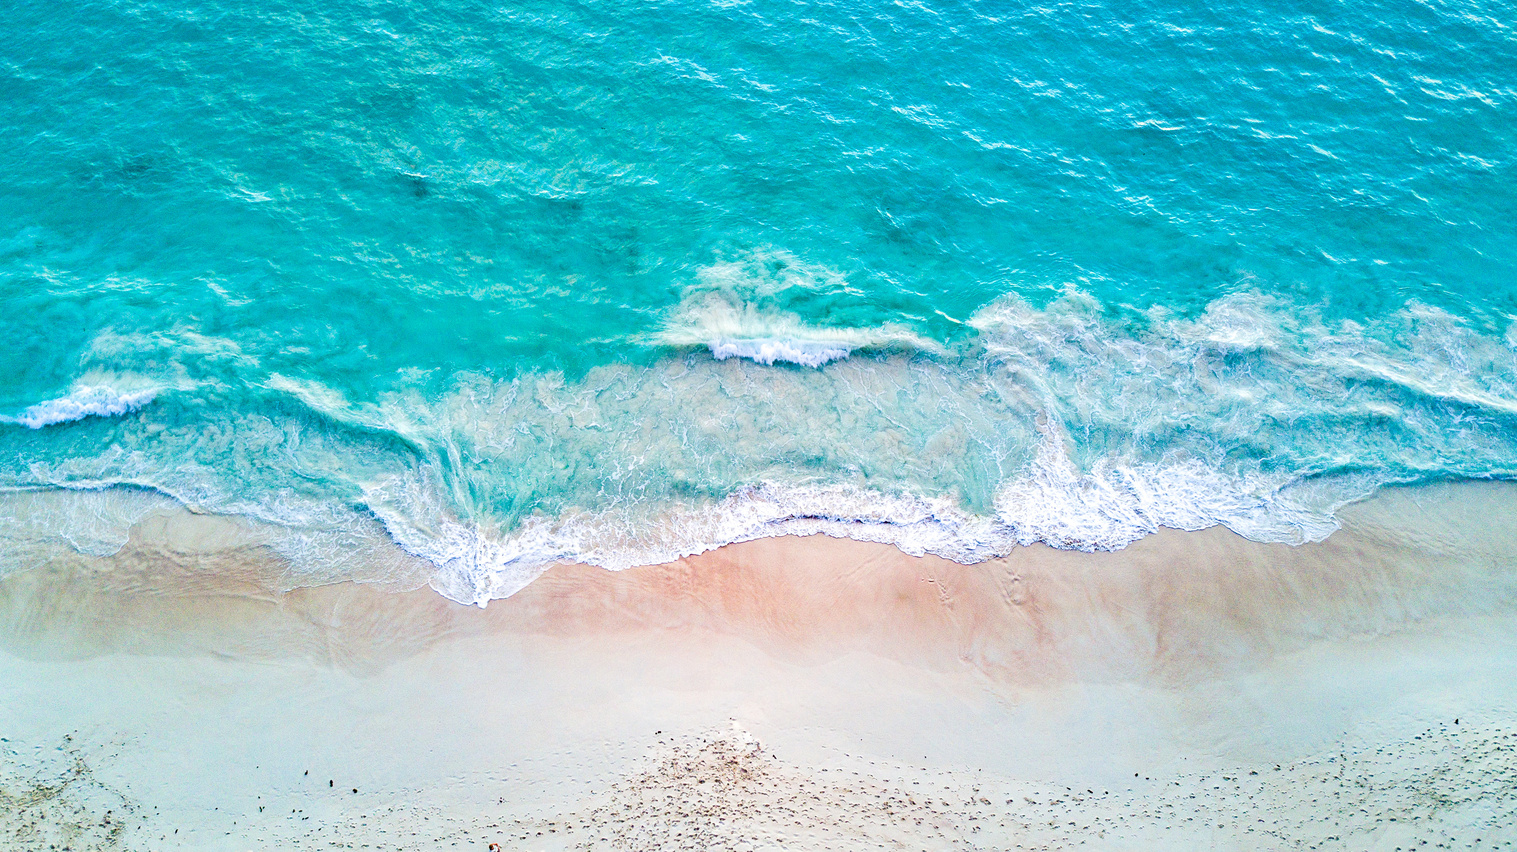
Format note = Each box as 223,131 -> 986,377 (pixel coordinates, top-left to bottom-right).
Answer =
3,483 -> 1517,850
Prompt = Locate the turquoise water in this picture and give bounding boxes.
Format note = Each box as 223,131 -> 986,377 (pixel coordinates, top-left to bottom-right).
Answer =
3,0 -> 1516,602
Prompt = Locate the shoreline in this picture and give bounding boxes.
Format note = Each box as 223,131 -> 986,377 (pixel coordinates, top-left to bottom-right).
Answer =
3,481 -> 1517,848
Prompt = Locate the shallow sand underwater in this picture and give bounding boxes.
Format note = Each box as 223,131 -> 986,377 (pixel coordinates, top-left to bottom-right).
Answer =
3,483 -> 1517,850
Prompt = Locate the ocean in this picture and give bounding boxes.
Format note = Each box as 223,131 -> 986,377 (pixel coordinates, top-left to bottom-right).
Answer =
3,0 -> 1516,604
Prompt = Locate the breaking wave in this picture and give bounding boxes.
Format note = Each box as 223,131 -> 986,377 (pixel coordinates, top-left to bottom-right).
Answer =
1,385 -> 158,429
708,338 -> 854,367
5,288 -> 1517,606
369,422 -> 1375,605
651,250 -> 945,366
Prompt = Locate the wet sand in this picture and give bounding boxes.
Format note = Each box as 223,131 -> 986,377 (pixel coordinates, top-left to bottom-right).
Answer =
3,483 -> 1517,849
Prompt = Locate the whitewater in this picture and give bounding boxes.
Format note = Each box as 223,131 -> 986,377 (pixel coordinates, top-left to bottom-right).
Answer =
3,284 -> 1516,604
2,0 -> 1516,604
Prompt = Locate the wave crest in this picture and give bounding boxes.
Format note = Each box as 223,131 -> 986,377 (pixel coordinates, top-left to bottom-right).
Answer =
708,338 -> 853,367
651,249 -> 944,365
2,385 -> 158,429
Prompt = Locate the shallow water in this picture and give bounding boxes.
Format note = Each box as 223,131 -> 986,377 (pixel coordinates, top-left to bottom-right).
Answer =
3,483 -> 1516,850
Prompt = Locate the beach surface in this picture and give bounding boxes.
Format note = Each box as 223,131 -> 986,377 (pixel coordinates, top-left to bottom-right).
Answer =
4,483 -> 1517,850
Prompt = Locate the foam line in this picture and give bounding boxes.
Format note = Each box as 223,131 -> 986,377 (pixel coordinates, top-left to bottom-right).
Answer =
708,338 -> 853,367
359,424 -> 1374,606
2,386 -> 157,429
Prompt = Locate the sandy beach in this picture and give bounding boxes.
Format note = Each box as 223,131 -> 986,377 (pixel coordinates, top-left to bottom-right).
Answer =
4,482 -> 1517,850
7,0 -> 1517,846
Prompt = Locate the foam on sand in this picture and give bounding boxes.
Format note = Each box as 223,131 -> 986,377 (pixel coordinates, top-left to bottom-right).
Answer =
1,482 -> 1516,850
373,423 -> 1373,606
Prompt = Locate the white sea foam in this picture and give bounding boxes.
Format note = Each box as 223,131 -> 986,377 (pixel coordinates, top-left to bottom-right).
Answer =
11,288 -> 1515,607
2,385 -> 158,429
0,438 -> 1380,607
708,338 -> 854,367
352,419 -> 1374,607
652,249 -> 944,365
368,288 -> 1506,606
